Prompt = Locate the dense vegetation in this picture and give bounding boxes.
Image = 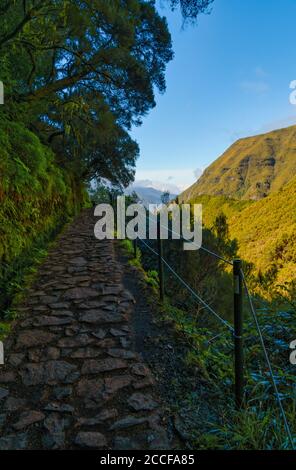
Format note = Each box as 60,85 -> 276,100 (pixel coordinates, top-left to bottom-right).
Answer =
119,146 -> 296,449
1,1 -> 175,185
160,299 -> 296,450
0,114 -> 88,317
178,178 -> 296,298
1,0 -> 294,450
165,125 -> 295,448
121,226 -> 296,450
0,0 -> 213,317
179,124 -> 296,298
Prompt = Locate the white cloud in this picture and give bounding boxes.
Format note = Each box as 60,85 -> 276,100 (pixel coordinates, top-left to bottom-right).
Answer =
135,168 -> 196,192
130,179 -> 181,194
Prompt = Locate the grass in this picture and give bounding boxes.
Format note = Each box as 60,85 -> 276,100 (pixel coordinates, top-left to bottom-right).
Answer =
125,239 -> 296,450
160,301 -> 296,449
120,239 -> 160,292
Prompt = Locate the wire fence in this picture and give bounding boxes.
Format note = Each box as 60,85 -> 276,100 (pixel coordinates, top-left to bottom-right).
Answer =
240,270 -> 295,449
139,238 -> 234,332
132,214 -> 295,450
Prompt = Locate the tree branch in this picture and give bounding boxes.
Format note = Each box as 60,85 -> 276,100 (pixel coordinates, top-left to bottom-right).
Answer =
0,2 -> 51,48
22,72 -> 88,101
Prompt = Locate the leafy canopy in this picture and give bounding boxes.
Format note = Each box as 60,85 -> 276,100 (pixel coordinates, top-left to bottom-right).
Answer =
1,0 -> 173,186
0,1 -> 213,186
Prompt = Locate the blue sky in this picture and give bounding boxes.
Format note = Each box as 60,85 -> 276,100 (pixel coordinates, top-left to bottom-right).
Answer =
131,0 -> 296,191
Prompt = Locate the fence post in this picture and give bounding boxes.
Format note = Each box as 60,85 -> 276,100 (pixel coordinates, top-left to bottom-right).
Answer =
157,215 -> 165,302
233,258 -> 244,408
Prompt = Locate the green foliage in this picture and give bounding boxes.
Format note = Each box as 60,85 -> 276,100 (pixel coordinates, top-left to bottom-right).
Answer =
179,126 -> 296,294
0,0 -> 174,188
120,239 -> 134,255
133,219 -> 296,449
145,270 -> 159,290
88,183 -> 112,205
139,217 -> 237,321
170,0 -> 214,22
120,239 -> 143,270
0,115 -> 88,316
229,177 -> 296,294
0,0 -> 214,320
161,299 -> 296,449
0,321 -> 11,342
179,177 -> 296,298
194,407 -> 289,450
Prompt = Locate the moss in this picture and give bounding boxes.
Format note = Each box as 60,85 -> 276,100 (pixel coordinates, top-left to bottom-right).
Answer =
0,116 -> 89,317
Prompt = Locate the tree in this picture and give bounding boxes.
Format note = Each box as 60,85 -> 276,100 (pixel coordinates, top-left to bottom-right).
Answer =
161,190 -> 171,205
0,1 -> 173,187
0,1 -> 214,188
213,212 -> 229,241
169,0 -> 214,22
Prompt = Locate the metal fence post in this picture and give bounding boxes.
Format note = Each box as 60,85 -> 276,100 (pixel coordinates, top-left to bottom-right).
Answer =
157,215 -> 165,302
233,258 -> 244,408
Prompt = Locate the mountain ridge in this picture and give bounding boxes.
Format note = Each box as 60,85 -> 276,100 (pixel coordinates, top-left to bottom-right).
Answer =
125,185 -> 177,206
180,124 -> 296,202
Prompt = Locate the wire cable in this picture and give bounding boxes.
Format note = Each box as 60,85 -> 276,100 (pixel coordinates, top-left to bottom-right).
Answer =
133,210 -> 294,449
144,211 -> 233,266
139,237 -> 234,333
241,269 -> 295,450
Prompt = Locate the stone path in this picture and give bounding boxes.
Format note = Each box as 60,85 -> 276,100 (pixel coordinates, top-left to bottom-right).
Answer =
0,209 -> 170,450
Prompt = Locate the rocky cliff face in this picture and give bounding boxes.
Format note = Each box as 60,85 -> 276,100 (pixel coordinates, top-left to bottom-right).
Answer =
180,125 -> 296,201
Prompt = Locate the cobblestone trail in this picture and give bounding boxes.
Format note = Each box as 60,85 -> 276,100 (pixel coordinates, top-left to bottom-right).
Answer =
0,209 -> 170,450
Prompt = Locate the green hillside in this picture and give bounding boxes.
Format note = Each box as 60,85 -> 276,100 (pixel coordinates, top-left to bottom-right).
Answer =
182,177 -> 296,290
181,125 -> 296,201
229,177 -> 296,284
